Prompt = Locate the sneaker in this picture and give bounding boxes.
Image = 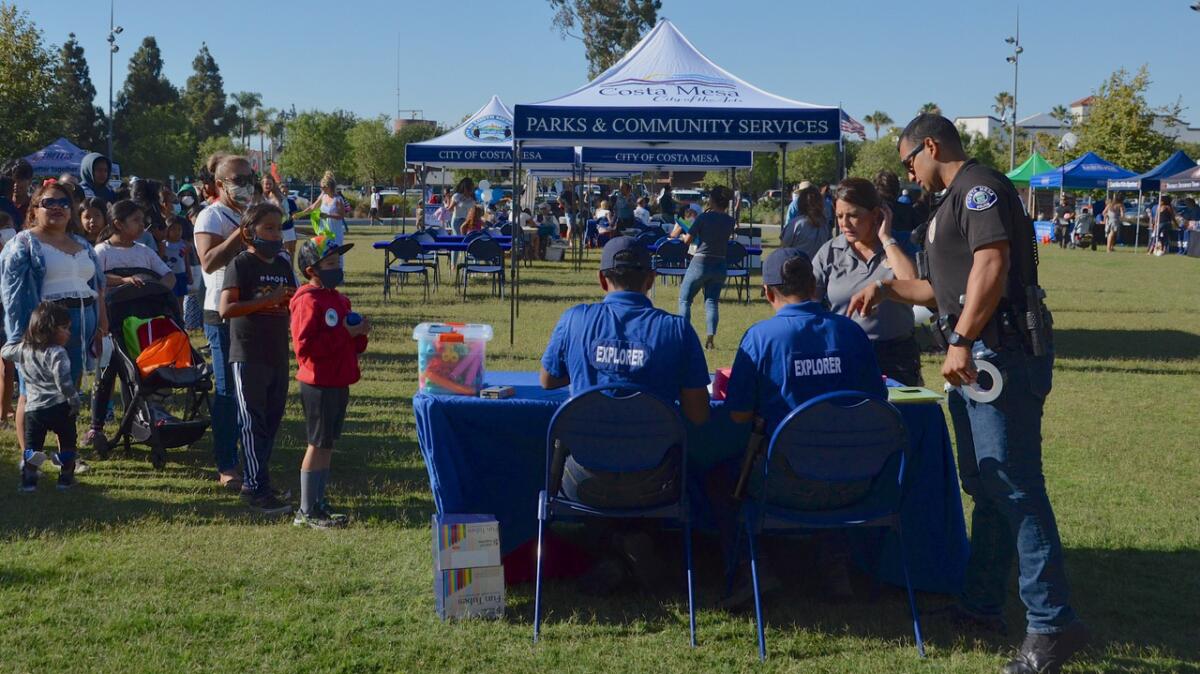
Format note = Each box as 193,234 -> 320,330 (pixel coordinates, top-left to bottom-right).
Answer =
315,499 -> 349,526
242,490 -> 292,515
47,455 -> 90,475
293,509 -> 339,529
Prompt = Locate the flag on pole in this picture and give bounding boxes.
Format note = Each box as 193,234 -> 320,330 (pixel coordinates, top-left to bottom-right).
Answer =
840,110 -> 867,140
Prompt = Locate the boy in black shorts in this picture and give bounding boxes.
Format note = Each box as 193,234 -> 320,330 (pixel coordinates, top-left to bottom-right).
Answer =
219,202 -> 297,514
289,235 -> 370,528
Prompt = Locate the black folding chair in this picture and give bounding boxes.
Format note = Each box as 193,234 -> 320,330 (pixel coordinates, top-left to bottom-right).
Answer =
384,236 -> 431,301
461,237 -> 505,300
724,240 -> 751,304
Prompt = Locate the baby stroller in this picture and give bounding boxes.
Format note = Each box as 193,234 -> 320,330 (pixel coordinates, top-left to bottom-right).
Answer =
90,270 -> 212,469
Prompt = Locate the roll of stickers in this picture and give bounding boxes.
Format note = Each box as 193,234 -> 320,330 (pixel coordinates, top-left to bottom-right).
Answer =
943,359 -> 1003,404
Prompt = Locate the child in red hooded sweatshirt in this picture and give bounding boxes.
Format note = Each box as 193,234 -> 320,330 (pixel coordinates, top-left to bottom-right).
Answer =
290,235 -> 370,528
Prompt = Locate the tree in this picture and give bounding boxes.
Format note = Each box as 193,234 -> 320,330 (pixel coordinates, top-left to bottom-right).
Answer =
993,91 -> 1013,122
785,144 -> 839,186
960,130 -> 1005,172
193,135 -> 244,176
862,111 -> 893,140
230,91 -> 262,148
0,4 -> 59,155
120,104 -> 195,180
347,117 -> 403,187
51,33 -> 105,150
1049,104 -> 1071,127
181,43 -> 234,142
1075,66 -> 1179,173
279,111 -> 353,184
113,36 -> 179,159
547,0 -> 661,78
848,130 -> 905,180
252,106 -> 277,170
918,102 -> 941,116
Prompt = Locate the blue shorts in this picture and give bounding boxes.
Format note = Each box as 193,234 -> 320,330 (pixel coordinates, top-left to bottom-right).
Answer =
173,272 -> 189,298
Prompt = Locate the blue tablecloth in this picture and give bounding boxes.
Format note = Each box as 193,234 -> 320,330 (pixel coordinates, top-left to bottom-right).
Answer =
413,371 -> 968,594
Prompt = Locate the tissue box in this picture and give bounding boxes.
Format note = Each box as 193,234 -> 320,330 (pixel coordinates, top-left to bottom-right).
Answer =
435,565 -> 506,620
432,513 -> 502,570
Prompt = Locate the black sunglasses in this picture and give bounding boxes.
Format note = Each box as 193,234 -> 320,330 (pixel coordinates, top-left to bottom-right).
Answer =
38,197 -> 72,210
902,141 -> 928,174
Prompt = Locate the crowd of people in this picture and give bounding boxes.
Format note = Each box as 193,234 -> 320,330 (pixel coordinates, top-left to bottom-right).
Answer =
0,153 -> 369,527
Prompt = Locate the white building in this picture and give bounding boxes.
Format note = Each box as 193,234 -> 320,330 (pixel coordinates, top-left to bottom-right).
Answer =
956,95 -> 1200,144
955,115 -> 1009,140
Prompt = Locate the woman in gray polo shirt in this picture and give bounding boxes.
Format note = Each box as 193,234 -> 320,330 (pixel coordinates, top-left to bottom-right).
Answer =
812,178 -> 923,385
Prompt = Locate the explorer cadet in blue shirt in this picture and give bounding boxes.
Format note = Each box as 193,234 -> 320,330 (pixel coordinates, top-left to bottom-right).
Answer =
539,236 -> 710,595
715,247 -> 886,610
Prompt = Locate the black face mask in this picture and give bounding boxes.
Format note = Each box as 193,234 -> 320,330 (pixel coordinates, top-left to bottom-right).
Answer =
317,268 -> 343,289
252,238 -> 283,258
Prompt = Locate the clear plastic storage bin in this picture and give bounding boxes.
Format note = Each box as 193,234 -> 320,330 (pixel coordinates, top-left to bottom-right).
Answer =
413,322 -> 494,396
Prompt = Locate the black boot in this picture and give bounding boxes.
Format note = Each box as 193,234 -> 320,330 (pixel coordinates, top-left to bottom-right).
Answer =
1003,621 -> 1090,674
57,460 -> 77,490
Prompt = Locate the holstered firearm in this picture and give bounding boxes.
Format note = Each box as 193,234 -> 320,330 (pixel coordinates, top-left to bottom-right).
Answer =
1010,210 -> 1052,357
732,416 -> 767,500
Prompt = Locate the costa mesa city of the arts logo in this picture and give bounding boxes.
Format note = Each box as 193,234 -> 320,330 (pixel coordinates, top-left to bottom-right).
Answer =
464,115 -> 512,142
598,72 -> 741,101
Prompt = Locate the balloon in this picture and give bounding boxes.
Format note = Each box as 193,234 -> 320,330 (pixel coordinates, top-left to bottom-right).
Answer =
481,189 -> 494,204
478,179 -> 491,191
474,188 -> 483,202
554,180 -> 563,195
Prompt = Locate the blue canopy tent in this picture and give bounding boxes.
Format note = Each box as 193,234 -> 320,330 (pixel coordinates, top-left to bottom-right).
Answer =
23,137 -> 121,179
508,20 -> 840,342
405,95 -> 575,227
1029,151 -> 1135,191
1162,165 -> 1200,193
1105,151 -> 1196,249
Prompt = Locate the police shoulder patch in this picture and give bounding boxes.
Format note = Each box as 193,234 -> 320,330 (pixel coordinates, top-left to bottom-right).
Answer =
966,185 -> 998,211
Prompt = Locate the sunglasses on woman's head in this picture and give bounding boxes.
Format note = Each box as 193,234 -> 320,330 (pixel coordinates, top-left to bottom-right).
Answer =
38,197 -> 72,210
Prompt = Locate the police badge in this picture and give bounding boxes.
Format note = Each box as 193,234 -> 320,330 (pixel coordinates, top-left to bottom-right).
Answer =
966,185 -> 998,211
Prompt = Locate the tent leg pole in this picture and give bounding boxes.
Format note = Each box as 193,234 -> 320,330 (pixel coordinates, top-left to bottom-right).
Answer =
1134,190 -> 1141,252
510,143 -> 519,345
779,143 -> 787,234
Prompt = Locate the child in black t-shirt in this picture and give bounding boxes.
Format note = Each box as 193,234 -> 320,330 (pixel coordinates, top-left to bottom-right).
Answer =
219,202 -> 297,514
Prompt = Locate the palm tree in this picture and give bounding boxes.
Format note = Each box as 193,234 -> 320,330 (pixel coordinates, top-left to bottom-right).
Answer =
862,111 -> 894,140
254,107 -> 277,172
993,91 -> 1014,121
230,91 -> 262,147
1049,104 -> 1072,127
918,102 -> 942,116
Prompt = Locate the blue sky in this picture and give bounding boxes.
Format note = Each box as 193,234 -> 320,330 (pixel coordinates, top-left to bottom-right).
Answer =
17,0 -> 1200,133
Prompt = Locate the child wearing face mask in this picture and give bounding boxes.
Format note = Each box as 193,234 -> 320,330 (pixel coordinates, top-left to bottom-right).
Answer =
288,235 -> 369,528
219,202 -> 297,515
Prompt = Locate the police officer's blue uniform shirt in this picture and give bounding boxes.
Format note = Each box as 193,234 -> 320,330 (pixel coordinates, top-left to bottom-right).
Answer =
725,301 -> 887,430
541,291 -> 710,401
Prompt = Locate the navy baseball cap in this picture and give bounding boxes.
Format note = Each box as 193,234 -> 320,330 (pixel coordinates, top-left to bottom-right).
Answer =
599,236 -> 652,272
762,247 -> 811,286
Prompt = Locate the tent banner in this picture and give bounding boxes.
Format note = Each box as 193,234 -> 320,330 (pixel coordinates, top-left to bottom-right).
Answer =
514,106 -> 839,144
405,144 -> 575,165
580,146 -> 751,168
1107,179 -> 1140,190
1163,177 -> 1200,192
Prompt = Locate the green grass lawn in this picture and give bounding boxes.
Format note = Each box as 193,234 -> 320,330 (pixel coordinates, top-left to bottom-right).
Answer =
1,234 -> 1197,673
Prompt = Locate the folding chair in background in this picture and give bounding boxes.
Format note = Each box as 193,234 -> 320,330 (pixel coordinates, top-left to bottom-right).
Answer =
384,236 -> 431,301
734,390 -> 924,661
724,240 -> 751,304
533,385 -> 696,647
460,237 -> 505,300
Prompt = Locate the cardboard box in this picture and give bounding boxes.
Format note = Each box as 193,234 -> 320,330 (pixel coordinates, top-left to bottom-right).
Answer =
432,513 -> 502,571
435,565 -> 505,620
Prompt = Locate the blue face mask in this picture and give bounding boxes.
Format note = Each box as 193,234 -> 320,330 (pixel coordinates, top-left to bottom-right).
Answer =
252,237 -> 283,258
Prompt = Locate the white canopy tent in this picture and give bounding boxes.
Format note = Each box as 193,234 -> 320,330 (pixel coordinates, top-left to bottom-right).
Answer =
506,20 -> 841,342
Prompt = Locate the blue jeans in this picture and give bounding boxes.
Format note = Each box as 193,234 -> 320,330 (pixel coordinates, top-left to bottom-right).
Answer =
678,257 -> 726,336
947,340 -> 1076,634
203,322 -> 240,473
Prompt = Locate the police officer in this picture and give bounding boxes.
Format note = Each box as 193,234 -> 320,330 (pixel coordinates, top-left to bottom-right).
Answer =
849,114 -> 1087,674
716,247 -> 886,608
540,236 -> 710,593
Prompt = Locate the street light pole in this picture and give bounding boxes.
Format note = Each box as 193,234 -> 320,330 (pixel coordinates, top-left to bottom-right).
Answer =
106,0 -> 122,162
1005,8 -> 1022,172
